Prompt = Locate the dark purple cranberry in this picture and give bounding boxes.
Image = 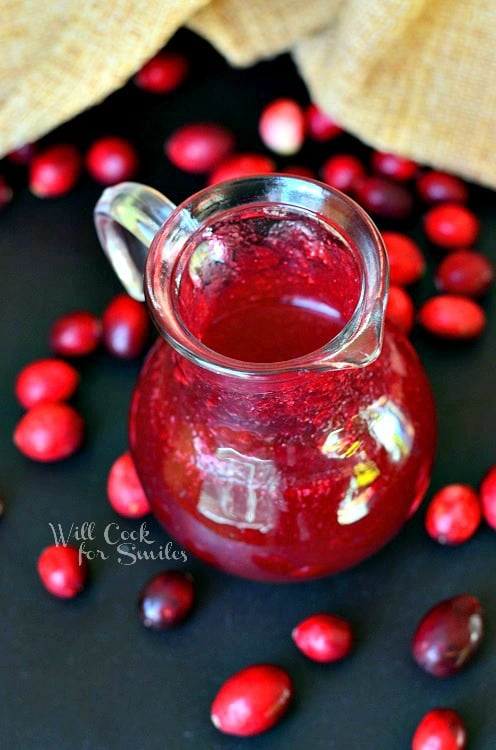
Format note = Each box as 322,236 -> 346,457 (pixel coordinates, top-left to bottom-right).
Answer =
138,571 -> 194,629
412,594 -> 484,677
0,175 -> 13,211
6,142 -> 38,165
354,175 -> 414,219
417,170 -> 469,204
435,250 -> 494,297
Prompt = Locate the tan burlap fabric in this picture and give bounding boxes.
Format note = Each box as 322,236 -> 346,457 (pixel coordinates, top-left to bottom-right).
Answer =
1,0 -> 495,188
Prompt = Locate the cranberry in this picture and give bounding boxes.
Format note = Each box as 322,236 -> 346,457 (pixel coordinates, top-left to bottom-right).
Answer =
165,122 -> 235,174
49,310 -> 102,357
134,51 -> 188,93
386,285 -> 415,335
371,150 -> 418,181
425,484 -> 481,544
14,402 -> 84,462
305,103 -> 342,141
411,594 -> 484,677
435,250 -> 494,297
292,613 -> 353,663
6,141 -> 38,165
0,175 -> 13,210
0,497 -> 5,519
86,136 -> 139,185
480,465 -> 496,530
208,153 -> 275,185
259,98 -> 305,155
320,154 -> 364,193
15,358 -> 79,409
354,175 -> 414,219
37,544 -> 88,598
211,664 -> 293,736
138,570 -> 194,629
29,144 -> 82,197
418,295 -> 486,340
412,708 -> 467,750
102,294 -> 150,359
417,170 -> 469,204
424,203 -> 479,248
281,164 -> 315,179
107,452 -> 150,518
382,231 -> 425,286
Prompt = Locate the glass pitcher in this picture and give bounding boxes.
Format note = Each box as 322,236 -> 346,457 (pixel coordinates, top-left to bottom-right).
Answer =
94,175 -> 436,582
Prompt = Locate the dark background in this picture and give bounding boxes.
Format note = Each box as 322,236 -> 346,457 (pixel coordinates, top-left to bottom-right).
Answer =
1,30 -> 495,750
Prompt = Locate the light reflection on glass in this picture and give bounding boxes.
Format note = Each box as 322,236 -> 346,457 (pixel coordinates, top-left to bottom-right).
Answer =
189,237 -> 227,285
321,428 -> 362,459
321,396 -> 413,527
359,396 -> 414,462
198,447 -> 280,532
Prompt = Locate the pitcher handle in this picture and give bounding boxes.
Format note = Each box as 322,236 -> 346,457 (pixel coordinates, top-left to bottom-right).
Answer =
94,182 -> 177,301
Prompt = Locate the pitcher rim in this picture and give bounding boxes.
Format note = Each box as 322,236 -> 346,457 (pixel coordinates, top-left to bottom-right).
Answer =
144,174 -> 388,379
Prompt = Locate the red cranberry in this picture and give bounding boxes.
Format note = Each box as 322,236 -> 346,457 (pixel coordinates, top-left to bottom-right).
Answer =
320,154 -> 364,193
138,570 -> 194,629
480,465 -> 496,530
281,164 -> 315,179
259,98 -> 305,155
211,664 -> 293,737
37,544 -> 88,598
435,250 -> 494,297
15,359 -> 79,409
208,153 -> 275,185
417,170 -> 469,204
0,175 -> 13,210
292,613 -> 353,663
382,231 -> 425,286
107,452 -> 150,518
50,310 -> 102,357
14,402 -> 84,462
418,295 -> 486,340
305,103 -> 342,141
424,203 -> 479,248
386,285 -> 415,335
29,144 -> 81,197
6,141 -> 38,165
102,294 -> 150,359
134,51 -> 188,93
412,708 -> 467,750
354,175 -> 414,219
411,594 -> 484,677
371,150 -> 418,181
86,136 -> 139,185
165,122 -> 235,173
425,484 -> 481,544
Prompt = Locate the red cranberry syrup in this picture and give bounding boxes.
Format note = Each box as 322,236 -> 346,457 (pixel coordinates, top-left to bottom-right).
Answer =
130,207 -> 436,581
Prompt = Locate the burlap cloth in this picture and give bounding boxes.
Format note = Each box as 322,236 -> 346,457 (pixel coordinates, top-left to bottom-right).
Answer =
1,0 -> 495,188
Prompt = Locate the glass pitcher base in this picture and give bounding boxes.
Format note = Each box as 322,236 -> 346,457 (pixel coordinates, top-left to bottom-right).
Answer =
129,333 -> 436,583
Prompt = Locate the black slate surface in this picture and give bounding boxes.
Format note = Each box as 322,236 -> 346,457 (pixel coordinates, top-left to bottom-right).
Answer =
1,29 -> 495,750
